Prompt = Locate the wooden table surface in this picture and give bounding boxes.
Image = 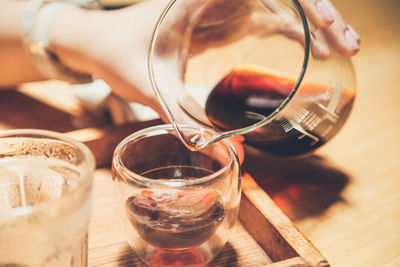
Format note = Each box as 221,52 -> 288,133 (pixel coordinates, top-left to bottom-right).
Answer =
1,0 -> 399,266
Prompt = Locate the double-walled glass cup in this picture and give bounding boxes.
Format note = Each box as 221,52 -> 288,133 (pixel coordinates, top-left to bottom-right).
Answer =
149,0 -> 356,156
112,125 -> 241,266
0,129 -> 95,267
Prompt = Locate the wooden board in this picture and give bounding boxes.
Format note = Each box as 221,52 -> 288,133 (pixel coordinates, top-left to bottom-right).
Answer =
2,0 -> 400,263
65,122 -> 328,266
88,169 -> 328,266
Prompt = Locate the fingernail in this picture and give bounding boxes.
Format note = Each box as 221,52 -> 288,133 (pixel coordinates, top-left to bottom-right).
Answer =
316,0 -> 334,24
347,24 -> 361,44
345,27 -> 360,50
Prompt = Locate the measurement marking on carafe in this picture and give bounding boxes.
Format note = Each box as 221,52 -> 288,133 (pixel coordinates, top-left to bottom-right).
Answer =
282,119 -> 319,144
315,81 -> 342,124
294,108 -> 322,131
327,82 -> 342,115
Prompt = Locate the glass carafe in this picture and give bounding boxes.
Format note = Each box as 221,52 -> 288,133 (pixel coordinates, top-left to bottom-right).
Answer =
148,0 -> 356,156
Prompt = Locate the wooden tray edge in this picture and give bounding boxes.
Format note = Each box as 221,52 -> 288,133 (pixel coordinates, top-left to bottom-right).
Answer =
66,121 -> 329,266
240,172 -> 329,267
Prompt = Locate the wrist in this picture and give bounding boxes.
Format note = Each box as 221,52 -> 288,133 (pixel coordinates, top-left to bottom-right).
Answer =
47,6 -> 104,78
22,0 -> 100,83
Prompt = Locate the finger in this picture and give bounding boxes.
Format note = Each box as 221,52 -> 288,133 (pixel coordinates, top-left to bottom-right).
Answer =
322,1 -> 360,57
310,28 -> 332,59
228,136 -> 245,165
325,23 -> 360,57
299,0 -> 335,29
302,0 -> 360,57
321,0 -> 360,56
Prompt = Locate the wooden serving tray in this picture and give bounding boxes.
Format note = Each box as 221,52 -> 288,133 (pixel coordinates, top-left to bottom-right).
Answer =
66,121 -> 329,267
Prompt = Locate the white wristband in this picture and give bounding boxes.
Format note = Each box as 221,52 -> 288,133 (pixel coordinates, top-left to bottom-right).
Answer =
22,0 -> 100,83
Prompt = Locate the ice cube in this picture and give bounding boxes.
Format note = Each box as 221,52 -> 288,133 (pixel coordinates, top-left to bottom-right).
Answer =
23,166 -> 65,205
0,167 -> 21,212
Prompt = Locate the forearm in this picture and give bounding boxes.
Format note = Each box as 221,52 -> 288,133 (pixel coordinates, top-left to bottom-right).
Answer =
0,0 -> 107,88
0,0 -> 44,88
49,0 -> 167,81
48,6 -> 109,78
0,0 -> 166,103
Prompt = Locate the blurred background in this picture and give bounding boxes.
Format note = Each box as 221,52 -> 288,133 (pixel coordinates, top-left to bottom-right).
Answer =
290,0 -> 400,266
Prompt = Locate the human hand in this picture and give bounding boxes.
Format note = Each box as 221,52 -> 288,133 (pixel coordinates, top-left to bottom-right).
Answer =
299,0 -> 360,57
50,0 -> 360,118
179,0 -> 360,58
49,0 -> 170,120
